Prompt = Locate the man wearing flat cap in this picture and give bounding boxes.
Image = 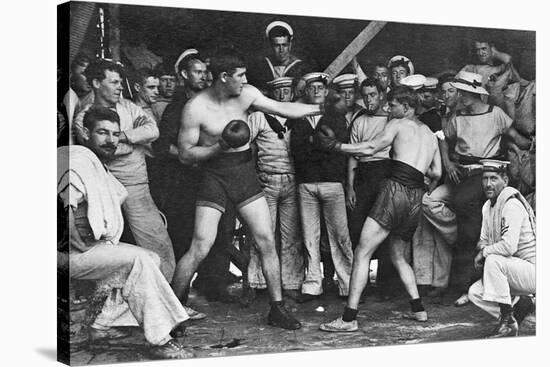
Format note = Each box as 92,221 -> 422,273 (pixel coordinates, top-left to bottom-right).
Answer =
442,71 -> 514,306
468,159 -> 535,338
289,72 -> 353,303
248,20 -> 315,95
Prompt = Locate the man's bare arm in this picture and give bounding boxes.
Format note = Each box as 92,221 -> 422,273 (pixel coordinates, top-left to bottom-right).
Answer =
338,119 -> 398,156
439,138 -> 460,184
346,156 -> 358,210
427,140 -> 442,181
246,85 -> 322,119
426,140 -> 442,194
177,102 -> 223,164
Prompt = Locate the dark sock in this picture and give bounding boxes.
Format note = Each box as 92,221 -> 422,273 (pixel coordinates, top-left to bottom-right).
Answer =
342,307 -> 358,322
410,298 -> 425,312
499,303 -> 513,318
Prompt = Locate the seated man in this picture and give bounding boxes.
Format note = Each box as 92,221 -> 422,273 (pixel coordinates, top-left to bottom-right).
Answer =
468,159 -> 536,338
57,106 -> 192,359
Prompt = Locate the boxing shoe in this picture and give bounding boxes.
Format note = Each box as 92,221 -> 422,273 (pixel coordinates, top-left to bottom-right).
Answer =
220,119 -> 250,149
319,317 -> 358,332
313,125 -> 342,152
267,301 -> 302,330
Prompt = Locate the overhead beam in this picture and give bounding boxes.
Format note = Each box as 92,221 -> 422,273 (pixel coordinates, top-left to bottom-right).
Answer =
323,21 -> 387,80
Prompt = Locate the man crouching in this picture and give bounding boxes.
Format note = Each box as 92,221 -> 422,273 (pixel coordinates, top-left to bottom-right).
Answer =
468,160 -> 536,337
57,106 -> 193,359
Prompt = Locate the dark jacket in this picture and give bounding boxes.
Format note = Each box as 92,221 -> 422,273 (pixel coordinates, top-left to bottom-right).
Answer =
289,112 -> 348,184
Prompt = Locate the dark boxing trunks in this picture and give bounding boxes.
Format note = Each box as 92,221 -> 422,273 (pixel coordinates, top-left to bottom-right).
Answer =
369,160 -> 425,242
196,149 -> 264,213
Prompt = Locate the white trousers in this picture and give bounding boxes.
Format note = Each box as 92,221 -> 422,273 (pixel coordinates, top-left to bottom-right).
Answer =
70,243 -> 188,345
468,254 -> 535,318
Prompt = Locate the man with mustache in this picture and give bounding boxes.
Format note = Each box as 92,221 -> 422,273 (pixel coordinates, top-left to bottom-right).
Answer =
58,106 -> 193,359
74,59 -> 176,282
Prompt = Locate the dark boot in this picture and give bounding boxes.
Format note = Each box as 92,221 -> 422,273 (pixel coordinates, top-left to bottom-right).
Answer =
489,314 -> 519,338
513,296 -> 535,325
267,301 -> 301,330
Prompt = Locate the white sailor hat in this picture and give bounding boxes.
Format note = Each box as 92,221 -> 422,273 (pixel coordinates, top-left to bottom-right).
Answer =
332,73 -> 358,89
480,159 -> 510,173
450,71 -> 489,95
174,48 -> 200,74
265,21 -> 294,39
400,74 -> 426,90
302,72 -> 330,86
387,55 -> 414,75
423,77 -> 439,90
266,77 -> 294,89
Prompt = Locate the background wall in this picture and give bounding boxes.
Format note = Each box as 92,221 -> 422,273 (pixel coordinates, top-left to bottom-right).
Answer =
73,2 -> 536,81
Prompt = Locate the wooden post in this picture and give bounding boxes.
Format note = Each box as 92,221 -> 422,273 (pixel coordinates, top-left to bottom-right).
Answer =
323,21 -> 387,80
108,4 -> 121,62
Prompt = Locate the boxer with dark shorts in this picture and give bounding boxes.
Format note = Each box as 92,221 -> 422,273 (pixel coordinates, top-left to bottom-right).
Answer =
369,160 -> 425,242
197,149 -> 264,213
171,50 -> 323,331
317,86 -> 442,332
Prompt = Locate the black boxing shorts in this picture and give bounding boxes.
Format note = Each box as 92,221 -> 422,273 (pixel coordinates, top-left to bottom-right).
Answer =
368,160 -> 425,242
196,149 -> 264,213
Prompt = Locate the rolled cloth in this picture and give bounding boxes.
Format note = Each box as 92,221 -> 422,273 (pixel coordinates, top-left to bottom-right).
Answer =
389,160 -> 425,189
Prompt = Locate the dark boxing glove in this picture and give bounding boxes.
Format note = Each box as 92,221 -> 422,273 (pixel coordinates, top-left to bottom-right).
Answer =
220,119 -> 250,149
314,124 -> 342,152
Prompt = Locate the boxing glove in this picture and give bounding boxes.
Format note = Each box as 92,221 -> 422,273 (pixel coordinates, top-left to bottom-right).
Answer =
219,119 -> 250,149
314,125 -> 342,152
325,89 -> 347,115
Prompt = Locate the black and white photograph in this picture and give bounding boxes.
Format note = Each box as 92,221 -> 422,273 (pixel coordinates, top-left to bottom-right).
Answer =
23,0 -> 545,365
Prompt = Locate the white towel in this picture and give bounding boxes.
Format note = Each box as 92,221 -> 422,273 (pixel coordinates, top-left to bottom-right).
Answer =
57,145 -> 127,243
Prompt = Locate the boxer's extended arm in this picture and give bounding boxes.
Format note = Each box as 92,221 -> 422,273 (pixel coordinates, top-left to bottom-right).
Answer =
338,119 -> 398,156
177,103 -> 222,164
247,85 -> 322,119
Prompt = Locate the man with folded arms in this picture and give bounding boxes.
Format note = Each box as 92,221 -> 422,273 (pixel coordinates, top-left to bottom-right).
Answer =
468,159 -> 535,338
58,106 -> 192,359
74,59 -> 175,281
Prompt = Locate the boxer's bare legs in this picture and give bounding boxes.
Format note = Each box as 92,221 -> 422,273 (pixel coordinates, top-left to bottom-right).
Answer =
347,218 -> 390,309
238,197 -> 283,301
389,236 -> 420,300
172,206 -> 222,301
